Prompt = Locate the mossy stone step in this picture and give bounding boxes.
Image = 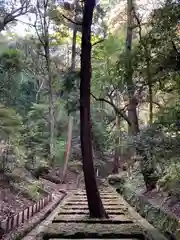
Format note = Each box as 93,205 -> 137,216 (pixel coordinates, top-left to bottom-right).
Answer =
65,202 -> 123,206
66,200 -> 122,204
72,196 -> 119,200
58,209 -> 127,215
73,193 -> 117,196
75,190 -> 115,194
49,238 -> 140,240
74,193 -> 117,196
53,217 -> 133,224
62,205 -> 127,210
53,214 -> 131,221
43,223 -> 145,239
73,195 -> 119,199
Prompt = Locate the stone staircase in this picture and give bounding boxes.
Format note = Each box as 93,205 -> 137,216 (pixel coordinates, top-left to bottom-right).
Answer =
42,187 -> 167,240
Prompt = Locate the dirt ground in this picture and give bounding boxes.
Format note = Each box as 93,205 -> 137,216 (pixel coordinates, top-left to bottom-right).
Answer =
0,167 -> 79,222
0,186 -> 32,221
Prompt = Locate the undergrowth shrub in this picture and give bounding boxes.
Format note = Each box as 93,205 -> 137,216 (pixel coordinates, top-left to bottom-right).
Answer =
11,179 -> 43,200
120,125 -> 180,190
157,162 -> 180,199
25,157 -> 50,178
26,181 -> 42,200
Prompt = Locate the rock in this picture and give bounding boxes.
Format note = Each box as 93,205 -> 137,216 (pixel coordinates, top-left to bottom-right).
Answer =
107,174 -> 125,187
10,167 -> 35,183
42,174 -> 61,184
33,166 -> 50,179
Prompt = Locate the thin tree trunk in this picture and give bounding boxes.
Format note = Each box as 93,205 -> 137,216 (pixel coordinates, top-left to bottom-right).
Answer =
112,114 -> 120,174
134,10 -> 153,124
62,0 -> 78,180
44,22 -> 55,167
62,115 -> 73,183
125,0 -> 139,135
146,56 -> 153,124
125,0 -> 156,191
47,63 -> 55,167
127,97 -> 139,135
71,0 -> 78,71
80,0 -> 108,218
148,80 -> 153,124
71,28 -> 77,70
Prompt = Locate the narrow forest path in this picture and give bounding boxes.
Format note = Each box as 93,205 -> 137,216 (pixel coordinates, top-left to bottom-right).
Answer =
27,186 -> 167,240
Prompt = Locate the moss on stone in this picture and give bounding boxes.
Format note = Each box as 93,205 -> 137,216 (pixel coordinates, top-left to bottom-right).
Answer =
117,183 -> 180,237
44,222 -> 144,237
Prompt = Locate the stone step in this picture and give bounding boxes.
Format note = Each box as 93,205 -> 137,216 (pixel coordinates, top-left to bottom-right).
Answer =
62,206 -> 127,210
53,214 -> 132,221
53,215 -> 133,224
66,200 -> 122,204
65,202 -> 123,206
52,219 -> 133,224
49,238 -> 142,240
44,223 -> 145,239
58,209 -> 127,215
42,188 -> 167,240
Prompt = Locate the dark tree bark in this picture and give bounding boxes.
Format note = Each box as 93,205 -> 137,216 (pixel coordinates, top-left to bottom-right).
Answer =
80,0 -> 108,218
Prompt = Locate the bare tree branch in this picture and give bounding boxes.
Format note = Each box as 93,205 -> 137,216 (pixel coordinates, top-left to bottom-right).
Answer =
36,78 -> 45,102
92,38 -> 105,47
62,14 -> 82,25
91,93 -> 131,126
133,8 -> 143,41
34,6 -> 45,47
0,0 -> 32,32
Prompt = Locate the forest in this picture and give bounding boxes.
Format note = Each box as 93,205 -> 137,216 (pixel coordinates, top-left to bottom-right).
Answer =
0,0 -> 180,238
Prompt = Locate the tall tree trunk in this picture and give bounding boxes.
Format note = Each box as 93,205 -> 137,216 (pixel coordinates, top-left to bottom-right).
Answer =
62,115 -> 73,183
148,81 -> 153,124
62,0 -> 78,180
146,54 -> 153,124
125,0 -> 139,135
135,11 -> 153,124
71,28 -> 77,70
112,114 -> 120,174
80,0 -> 108,218
44,23 -> 55,167
71,0 -> 78,71
127,97 -> 139,135
125,0 -> 156,191
46,57 -> 55,167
